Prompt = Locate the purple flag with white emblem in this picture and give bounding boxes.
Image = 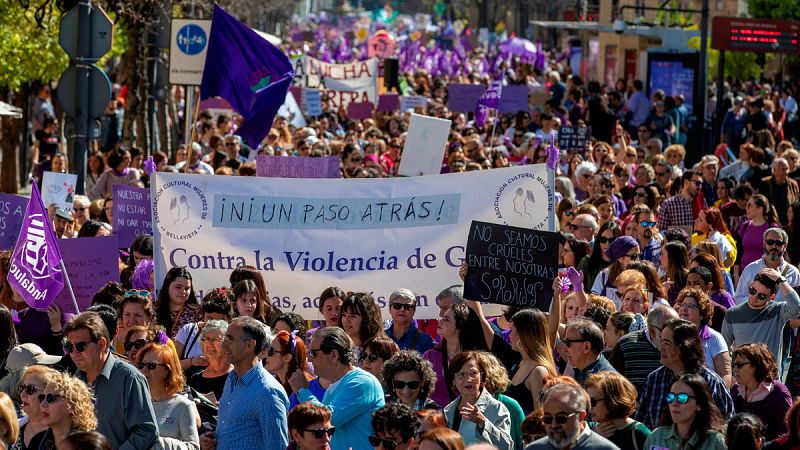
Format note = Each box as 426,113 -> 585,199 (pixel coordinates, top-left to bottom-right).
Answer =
474,80 -> 503,128
6,180 -> 64,309
200,5 -> 295,148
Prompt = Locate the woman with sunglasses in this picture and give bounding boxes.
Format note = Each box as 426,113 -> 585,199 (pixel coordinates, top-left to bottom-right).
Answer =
38,372 -> 96,447
442,351 -> 512,450
287,402 -> 334,450
584,371 -> 651,450
557,199 -> 576,232
338,292 -> 386,362
155,267 -> 200,340
382,351 -> 439,411
643,373 -> 726,450
136,343 -> 200,449
730,343 -> 792,441
114,291 -> 155,355
123,325 -> 170,365
577,222 -> 621,294
590,236 -> 640,301
175,288 -> 234,373
13,365 -> 59,450
186,320 -> 232,402
359,337 -> 399,386
674,288 -> 732,387
265,330 -> 322,408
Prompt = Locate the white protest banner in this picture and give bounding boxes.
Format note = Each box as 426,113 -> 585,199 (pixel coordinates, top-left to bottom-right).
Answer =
41,171 -> 77,213
151,164 -> 554,319
304,57 -> 379,109
399,114 -> 451,177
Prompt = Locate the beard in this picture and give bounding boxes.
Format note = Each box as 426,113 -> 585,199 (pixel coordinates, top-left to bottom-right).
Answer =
643,228 -> 653,240
767,249 -> 784,261
547,426 -> 581,449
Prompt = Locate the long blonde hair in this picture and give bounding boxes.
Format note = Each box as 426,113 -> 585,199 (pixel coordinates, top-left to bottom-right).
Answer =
511,310 -> 557,377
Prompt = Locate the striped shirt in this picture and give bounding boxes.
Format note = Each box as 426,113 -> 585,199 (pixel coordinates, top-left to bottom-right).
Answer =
608,330 -> 661,395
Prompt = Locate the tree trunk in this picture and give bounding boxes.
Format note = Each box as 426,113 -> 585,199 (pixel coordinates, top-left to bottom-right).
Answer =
121,21 -> 143,148
1,89 -> 22,194
157,97 -> 168,153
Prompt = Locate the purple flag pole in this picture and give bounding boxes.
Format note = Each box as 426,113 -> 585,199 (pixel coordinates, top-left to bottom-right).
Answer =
60,259 -> 80,314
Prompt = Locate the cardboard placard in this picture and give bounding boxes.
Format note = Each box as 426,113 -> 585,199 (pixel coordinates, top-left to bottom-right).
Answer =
558,126 -> 592,154
400,95 -> 429,112
497,85 -> 531,113
347,101 -> 374,120
377,94 -> 400,111
113,185 -> 153,248
399,113 -> 451,176
0,193 -> 29,250
447,84 -> 485,112
303,88 -> 323,117
41,171 -> 77,213
464,221 -> 558,310
54,235 -> 120,313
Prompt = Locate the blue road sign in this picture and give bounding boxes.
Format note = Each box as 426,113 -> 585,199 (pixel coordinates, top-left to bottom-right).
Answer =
176,24 -> 207,55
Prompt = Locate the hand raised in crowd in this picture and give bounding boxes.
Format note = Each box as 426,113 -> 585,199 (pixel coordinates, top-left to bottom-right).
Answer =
552,273 -> 565,294
459,401 -> 486,427
566,266 -> 584,292
757,267 -> 784,283
46,303 -> 62,333
47,202 -> 58,222
458,262 -> 468,282
288,368 -> 310,393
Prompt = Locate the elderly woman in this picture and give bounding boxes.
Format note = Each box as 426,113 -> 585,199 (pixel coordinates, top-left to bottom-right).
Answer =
585,371 -> 651,450
13,365 -> 59,449
731,343 -> 793,441
675,288 -> 732,387
443,351 -> 512,450
137,343 -> 199,449
382,351 -> 439,410
39,372 -> 97,446
175,288 -> 234,373
186,320 -> 232,401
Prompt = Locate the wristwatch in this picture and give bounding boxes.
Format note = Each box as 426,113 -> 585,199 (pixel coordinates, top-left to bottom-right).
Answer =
777,275 -> 788,285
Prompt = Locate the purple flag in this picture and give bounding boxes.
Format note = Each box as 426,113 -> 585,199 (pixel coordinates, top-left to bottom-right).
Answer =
474,80 -> 503,128
200,5 -> 295,148
6,180 -> 65,310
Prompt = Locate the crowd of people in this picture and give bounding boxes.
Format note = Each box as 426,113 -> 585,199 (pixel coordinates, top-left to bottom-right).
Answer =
5,25 -> 800,450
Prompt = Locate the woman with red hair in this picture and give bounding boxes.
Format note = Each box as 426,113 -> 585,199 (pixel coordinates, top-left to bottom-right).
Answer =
693,207 -> 736,268
265,330 -> 326,409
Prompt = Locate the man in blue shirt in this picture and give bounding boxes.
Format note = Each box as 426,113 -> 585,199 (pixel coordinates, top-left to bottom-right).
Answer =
290,327 -> 385,450
385,288 -> 434,354
200,317 -> 289,450
625,80 -> 652,134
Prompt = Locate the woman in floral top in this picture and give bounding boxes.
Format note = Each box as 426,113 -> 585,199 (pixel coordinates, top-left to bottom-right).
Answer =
155,267 -> 201,339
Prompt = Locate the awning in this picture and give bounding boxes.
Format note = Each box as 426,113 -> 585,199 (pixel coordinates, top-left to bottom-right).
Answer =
0,100 -> 22,118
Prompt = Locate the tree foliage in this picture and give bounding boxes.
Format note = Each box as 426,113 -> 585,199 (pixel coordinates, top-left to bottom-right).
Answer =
0,1 -> 68,91
747,0 -> 800,20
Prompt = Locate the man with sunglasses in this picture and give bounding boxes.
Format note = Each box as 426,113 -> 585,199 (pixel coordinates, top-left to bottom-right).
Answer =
724,265 -> 800,376
370,403 -> 420,450
526,383 -> 618,449
657,169 -> 705,236
733,228 -> 800,305
201,316 -> 289,450
385,289 -> 433,354
65,311 -> 158,450
289,326 -> 384,450
632,208 -> 662,269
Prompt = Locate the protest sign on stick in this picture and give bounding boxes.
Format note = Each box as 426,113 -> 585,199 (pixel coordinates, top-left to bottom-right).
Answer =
113,185 -> 153,248
53,236 -> 120,312
558,126 -> 592,154
399,114 -> 451,176
41,171 -> 77,213
256,156 -> 341,179
463,221 -> 559,311
0,193 -> 28,250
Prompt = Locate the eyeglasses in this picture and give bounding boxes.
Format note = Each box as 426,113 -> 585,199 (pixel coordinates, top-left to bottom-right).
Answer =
305,427 -> 336,439
390,303 -> 415,311
733,361 -> 751,369
350,157 -> 363,163
664,392 -> 695,404
562,338 -> 587,346
589,397 -> 604,408
18,384 -> 41,396
267,347 -> 283,357
124,339 -> 149,352
749,287 -> 770,301
564,211 -> 574,217
225,142 -> 236,147
64,339 -> 96,353
655,171 -> 667,177
765,239 -> 785,246
360,353 -> 380,363
694,180 -> 703,186
597,236 -> 614,245
640,220 -> 656,227
75,207 -> 87,212
677,302 -> 699,310
201,337 -> 223,344
604,161 -> 615,167
369,436 -> 403,450
623,252 -> 640,260
393,380 -> 421,390
542,411 -> 579,425
137,361 -> 167,371
308,347 -> 326,359
38,393 -> 63,405
581,174 -> 593,179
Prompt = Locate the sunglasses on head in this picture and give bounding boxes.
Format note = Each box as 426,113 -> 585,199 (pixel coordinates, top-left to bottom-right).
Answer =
390,303 -> 415,311
305,427 -> 336,439
542,411 -> 579,425
18,383 -> 41,396
665,392 -> 694,404
124,289 -> 150,299
393,380 -> 421,390
124,339 -> 149,352
369,436 -> 403,450
64,339 -> 96,353
749,286 -> 770,301
360,353 -> 380,363
38,393 -> 63,405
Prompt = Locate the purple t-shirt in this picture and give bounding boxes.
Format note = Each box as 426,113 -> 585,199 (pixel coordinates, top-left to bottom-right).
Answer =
738,221 -> 774,269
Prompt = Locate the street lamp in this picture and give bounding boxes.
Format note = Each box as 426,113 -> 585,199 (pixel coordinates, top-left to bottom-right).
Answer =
615,1 -> 711,155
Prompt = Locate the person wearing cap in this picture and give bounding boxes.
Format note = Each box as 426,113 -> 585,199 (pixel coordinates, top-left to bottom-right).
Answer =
700,155 -> 720,206
0,344 -> 62,406
53,209 -> 76,239
385,289 -> 433,354
590,236 -> 641,304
